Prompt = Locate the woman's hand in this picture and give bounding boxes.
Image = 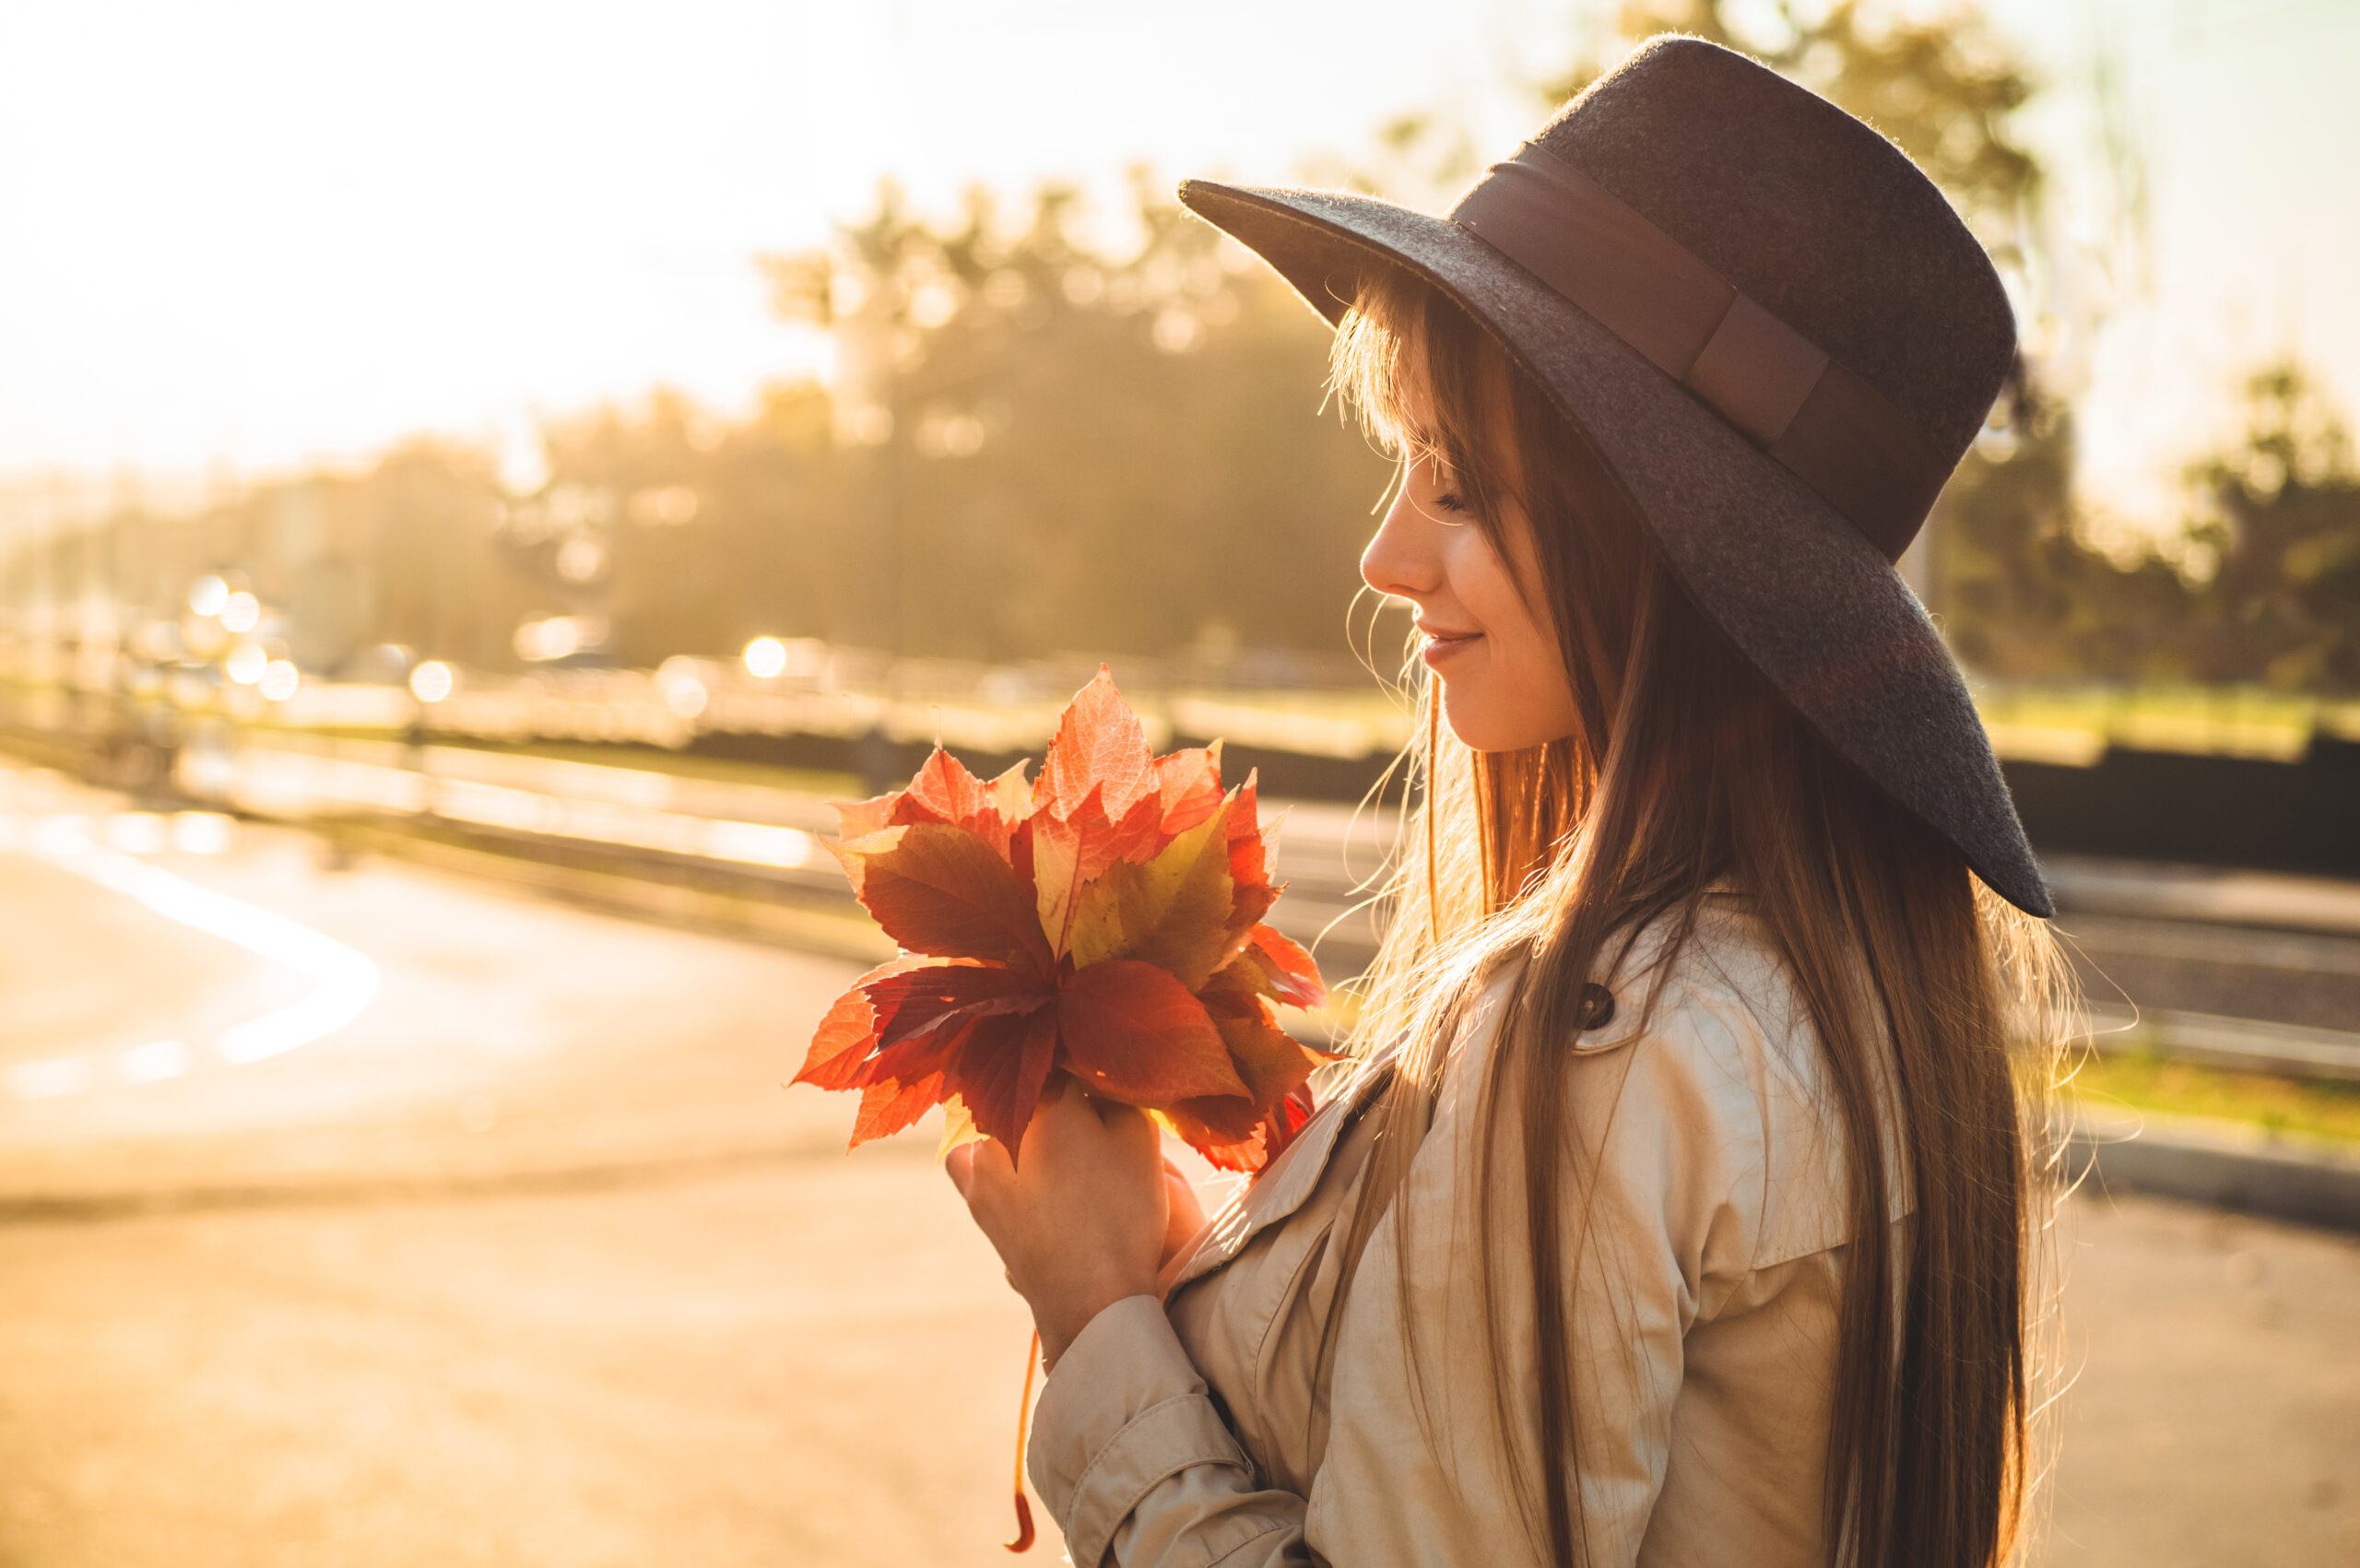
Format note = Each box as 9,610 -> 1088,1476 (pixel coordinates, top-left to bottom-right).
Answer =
947,1081 -> 1200,1367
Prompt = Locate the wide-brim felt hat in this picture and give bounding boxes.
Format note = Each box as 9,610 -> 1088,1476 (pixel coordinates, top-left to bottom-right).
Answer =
1178,34 -> 2052,918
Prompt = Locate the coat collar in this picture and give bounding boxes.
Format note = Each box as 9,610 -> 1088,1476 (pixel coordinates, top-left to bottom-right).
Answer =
1159,900 -> 1740,1296
1162,1063 -> 1390,1293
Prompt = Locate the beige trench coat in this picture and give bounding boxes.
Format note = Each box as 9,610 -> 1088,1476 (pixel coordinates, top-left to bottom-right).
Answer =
1026,896 -> 1911,1567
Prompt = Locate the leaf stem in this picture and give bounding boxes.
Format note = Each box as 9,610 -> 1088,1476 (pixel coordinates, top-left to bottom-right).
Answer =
1006,1328 -> 1041,1552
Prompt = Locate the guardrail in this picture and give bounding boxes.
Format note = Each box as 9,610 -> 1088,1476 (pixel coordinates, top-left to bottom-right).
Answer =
148,725 -> 2360,1082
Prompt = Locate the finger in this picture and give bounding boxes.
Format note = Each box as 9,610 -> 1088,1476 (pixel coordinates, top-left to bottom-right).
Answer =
1093,1097 -> 1162,1159
1038,1079 -> 1103,1132
1158,1165 -> 1205,1267
957,1134 -> 1017,1204
944,1143 -> 974,1197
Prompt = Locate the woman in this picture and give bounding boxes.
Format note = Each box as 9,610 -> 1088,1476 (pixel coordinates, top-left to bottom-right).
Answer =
948,36 -> 2069,1568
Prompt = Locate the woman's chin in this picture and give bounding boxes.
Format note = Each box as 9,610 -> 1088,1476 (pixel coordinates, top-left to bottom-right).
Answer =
1440,689 -> 1576,754
1438,694 -> 1520,753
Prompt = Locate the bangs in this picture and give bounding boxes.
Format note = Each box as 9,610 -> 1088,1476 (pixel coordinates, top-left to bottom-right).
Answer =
1324,267 -> 1524,527
1327,273 -> 1420,459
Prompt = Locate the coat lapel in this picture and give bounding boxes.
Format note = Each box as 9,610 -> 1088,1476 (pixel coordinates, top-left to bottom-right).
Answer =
1163,1066 -> 1388,1293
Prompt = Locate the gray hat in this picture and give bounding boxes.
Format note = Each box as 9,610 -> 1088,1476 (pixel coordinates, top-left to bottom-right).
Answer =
1179,35 -> 2051,918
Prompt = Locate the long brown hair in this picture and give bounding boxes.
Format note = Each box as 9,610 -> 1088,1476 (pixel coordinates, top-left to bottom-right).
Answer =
1321,266 -> 2071,1567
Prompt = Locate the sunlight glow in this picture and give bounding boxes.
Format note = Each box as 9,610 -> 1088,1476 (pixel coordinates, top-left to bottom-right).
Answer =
743,636 -> 787,678
409,661 -> 455,702
225,643 -> 269,685
21,817 -> 381,1075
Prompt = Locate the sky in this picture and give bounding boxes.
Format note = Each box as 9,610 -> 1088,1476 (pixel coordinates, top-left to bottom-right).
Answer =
0,0 -> 2354,536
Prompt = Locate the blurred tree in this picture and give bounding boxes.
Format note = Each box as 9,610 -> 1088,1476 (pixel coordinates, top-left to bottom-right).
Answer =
1935,392 -> 2197,682
1523,3 -> 2270,688
14,2 -> 2350,699
757,169 -> 1390,671
2184,361 -> 2360,690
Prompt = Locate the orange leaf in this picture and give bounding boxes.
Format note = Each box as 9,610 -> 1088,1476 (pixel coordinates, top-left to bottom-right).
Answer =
839,823 -> 1054,973
1165,1086 -> 1316,1174
863,962 -> 1055,1052
1056,960 -> 1248,1105
1068,797 -> 1241,990
853,1067 -> 951,1146
1152,744 -> 1226,838
847,1002 -> 1058,1154
1227,882 -> 1280,946
832,792 -> 900,842
797,667 -> 1328,1174
849,1009 -> 981,1147
1245,925 -> 1328,1009
944,1008 -> 1062,1154
798,986 -> 880,1091
795,954 -> 938,1091
1208,992 -> 1338,1093
1224,772 -> 1271,890
1037,667 -> 1155,823
1028,786 -> 1162,957
986,760 -> 1033,822
1164,993 -> 1333,1171
851,1002 -> 1019,1149
896,748 -> 1031,861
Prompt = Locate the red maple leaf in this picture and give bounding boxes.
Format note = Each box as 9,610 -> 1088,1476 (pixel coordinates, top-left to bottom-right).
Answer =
795,666 -> 1334,1173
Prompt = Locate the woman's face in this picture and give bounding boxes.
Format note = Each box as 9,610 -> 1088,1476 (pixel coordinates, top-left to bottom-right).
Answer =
1359,369 -> 1583,753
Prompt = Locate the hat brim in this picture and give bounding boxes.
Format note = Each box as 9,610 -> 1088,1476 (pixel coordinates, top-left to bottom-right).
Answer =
1180,179 -> 2050,917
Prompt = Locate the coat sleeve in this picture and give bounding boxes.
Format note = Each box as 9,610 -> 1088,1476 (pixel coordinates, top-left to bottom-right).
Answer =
1027,1295 -> 1313,1568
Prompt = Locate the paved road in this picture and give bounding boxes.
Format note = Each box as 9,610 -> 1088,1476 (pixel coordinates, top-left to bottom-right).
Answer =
0,761 -> 2352,1566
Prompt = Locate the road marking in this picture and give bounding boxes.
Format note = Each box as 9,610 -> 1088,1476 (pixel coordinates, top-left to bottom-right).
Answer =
115,1039 -> 192,1084
8,1057 -> 91,1100
4,813 -> 381,1099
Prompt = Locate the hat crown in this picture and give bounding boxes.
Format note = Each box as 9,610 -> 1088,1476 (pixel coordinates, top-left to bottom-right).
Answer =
1525,36 -> 2013,465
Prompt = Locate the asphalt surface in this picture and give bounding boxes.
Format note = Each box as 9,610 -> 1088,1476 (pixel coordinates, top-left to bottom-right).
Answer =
1,761 -> 2354,1567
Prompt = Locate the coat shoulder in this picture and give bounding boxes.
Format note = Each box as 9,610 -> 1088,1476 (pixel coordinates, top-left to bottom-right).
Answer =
1586,895 -> 1882,1266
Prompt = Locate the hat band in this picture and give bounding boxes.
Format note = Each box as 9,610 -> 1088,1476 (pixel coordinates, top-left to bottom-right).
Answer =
1451,142 -> 1949,560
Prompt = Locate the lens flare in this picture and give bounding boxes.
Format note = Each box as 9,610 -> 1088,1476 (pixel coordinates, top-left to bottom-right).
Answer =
225,643 -> 269,684
744,636 -> 787,678
409,661 -> 455,701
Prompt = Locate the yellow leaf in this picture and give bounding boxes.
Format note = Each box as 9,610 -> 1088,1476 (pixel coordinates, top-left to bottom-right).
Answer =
937,1095 -> 986,1161
1068,797 -> 1239,989
1032,813 -> 1081,956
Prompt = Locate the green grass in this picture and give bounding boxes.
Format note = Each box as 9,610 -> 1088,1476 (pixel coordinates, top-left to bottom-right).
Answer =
2062,1051 -> 2360,1146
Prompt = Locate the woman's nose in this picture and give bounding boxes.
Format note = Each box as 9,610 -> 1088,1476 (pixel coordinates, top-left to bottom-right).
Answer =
1360,483 -> 1443,603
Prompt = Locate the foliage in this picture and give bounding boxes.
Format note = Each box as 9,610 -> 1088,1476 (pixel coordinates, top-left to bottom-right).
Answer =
755,171 -> 1392,666
2181,363 -> 2360,690
6,1 -> 2355,698
1936,360 -> 2360,691
795,669 -> 1330,1172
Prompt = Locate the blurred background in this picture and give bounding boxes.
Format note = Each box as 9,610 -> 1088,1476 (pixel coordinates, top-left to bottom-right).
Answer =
1,2 -> 2354,1564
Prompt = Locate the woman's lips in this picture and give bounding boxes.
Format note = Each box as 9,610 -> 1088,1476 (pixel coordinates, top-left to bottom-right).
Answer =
1419,630 -> 1482,667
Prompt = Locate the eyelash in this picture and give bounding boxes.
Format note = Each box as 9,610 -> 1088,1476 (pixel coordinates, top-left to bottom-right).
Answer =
1434,490 -> 1468,513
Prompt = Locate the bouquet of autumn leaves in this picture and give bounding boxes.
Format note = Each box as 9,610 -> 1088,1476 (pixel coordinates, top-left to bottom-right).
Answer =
795,668 -> 1331,1174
